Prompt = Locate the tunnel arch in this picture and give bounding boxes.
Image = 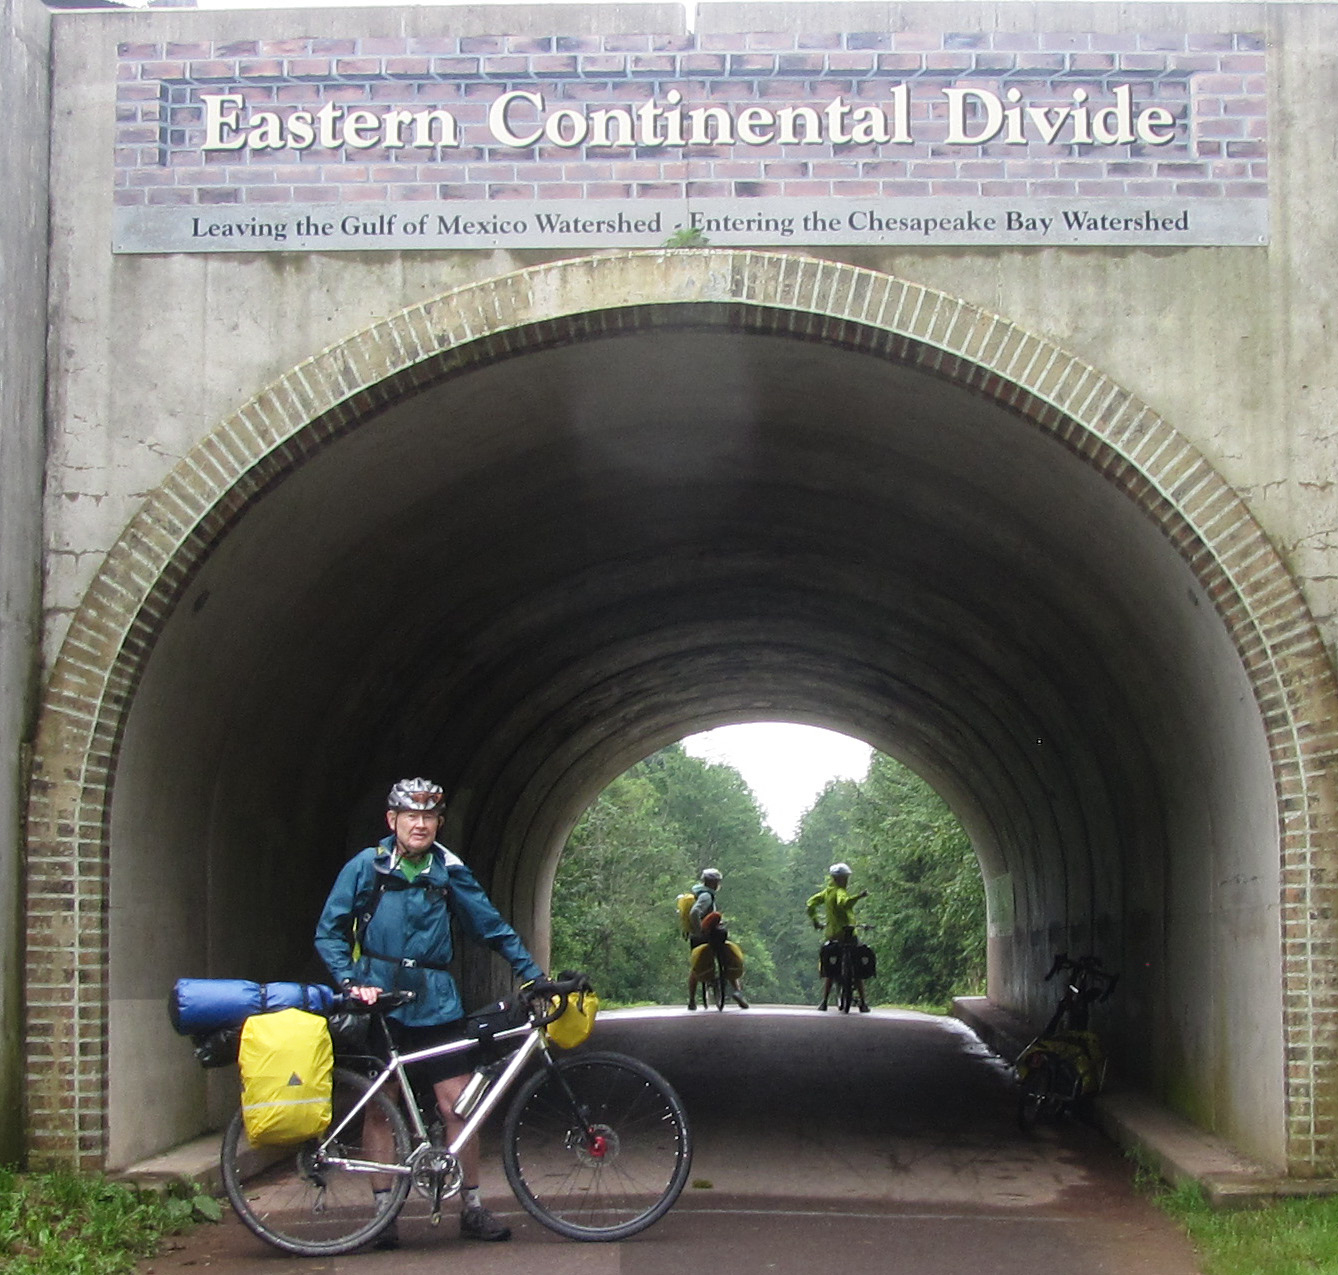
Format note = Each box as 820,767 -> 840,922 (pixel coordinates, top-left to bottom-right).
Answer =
24,250 -> 1338,1175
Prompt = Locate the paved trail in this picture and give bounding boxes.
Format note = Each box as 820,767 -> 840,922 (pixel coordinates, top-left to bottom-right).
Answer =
141,1008 -> 1201,1275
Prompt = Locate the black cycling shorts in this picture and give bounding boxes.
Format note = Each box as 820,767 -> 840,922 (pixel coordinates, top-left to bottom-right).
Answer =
378,1018 -> 479,1088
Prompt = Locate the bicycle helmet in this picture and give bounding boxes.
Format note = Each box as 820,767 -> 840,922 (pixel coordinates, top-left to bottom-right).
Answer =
829,862 -> 853,878
700,867 -> 722,885
386,777 -> 445,813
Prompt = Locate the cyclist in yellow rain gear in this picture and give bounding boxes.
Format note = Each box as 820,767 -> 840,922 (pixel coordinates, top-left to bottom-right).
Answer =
806,862 -> 869,1012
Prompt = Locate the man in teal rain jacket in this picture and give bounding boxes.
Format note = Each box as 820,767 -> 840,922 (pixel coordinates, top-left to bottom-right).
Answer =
316,777 -> 544,1245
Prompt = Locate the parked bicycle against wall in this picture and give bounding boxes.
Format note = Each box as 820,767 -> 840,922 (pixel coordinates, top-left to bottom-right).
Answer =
1015,953 -> 1118,1132
214,973 -> 692,1254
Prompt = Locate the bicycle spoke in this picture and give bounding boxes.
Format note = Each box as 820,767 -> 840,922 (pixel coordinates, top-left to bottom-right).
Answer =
502,1052 -> 691,1241
221,1067 -> 410,1256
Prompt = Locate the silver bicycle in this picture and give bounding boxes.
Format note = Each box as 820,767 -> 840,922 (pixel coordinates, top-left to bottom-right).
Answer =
219,974 -> 692,1254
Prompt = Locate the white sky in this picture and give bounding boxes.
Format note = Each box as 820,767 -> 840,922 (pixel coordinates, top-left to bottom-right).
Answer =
683,723 -> 872,841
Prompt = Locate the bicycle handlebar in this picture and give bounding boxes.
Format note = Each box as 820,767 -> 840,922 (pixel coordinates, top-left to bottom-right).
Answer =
520,972 -> 593,1026
334,971 -> 594,1026
1042,952 -> 1118,997
334,989 -> 417,1013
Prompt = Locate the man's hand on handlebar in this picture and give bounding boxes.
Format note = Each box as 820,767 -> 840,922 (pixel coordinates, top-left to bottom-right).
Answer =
338,987 -> 415,1012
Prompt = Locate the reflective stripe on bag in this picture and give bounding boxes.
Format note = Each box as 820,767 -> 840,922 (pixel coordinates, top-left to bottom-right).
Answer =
239,1008 -> 334,1146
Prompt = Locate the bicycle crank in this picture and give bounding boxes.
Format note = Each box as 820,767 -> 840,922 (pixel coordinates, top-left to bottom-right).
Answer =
408,1142 -> 463,1219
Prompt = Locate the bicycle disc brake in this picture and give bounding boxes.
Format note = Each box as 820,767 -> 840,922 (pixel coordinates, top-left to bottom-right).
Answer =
572,1122 -> 619,1167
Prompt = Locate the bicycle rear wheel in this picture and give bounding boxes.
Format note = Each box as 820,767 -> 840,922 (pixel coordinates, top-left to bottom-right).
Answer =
220,1065 -> 411,1256
713,949 -> 727,1011
837,949 -> 854,1013
502,1050 -> 692,1241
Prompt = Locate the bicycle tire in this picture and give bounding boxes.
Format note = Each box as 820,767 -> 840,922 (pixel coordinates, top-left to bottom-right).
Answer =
713,948 -> 727,1011
1016,1056 -> 1075,1132
837,948 -> 854,1014
221,1065 -> 412,1256
501,1050 -> 693,1241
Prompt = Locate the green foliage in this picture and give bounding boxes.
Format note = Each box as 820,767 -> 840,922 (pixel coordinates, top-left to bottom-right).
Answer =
1135,1159 -> 1338,1275
551,765 -> 695,1003
0,1167 -> 218,1275
551,742 -> 984,1006
663,226 -> 710,247
844,755 -> 986,1003
552,745 -> 790,1002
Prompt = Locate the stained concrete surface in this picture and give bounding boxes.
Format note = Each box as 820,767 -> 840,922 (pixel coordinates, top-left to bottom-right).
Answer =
135,1009 -> 1201,1275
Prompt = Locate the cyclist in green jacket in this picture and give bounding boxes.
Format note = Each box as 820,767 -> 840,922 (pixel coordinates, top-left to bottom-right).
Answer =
806,862 -> 869,1012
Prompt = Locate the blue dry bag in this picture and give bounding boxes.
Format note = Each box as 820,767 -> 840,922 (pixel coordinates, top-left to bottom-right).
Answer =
168,978 -> 338,1036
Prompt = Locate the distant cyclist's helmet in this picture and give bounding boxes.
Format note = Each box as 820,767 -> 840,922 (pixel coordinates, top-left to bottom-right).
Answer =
700,867 -> 722,885
387,778 -> 445,813
829,862 -> 853,878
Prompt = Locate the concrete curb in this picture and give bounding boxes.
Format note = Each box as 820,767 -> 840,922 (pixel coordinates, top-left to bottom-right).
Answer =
953,996 -> 1338,1209
112,1132 -> 282,1195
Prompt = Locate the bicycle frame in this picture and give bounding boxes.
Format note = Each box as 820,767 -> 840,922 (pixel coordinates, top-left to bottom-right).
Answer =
317,1019 -> 551,1177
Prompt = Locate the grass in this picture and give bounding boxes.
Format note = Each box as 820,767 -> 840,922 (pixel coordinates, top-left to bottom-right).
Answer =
0,1166 -> 220,1275
1135,1158 -> 1338,1275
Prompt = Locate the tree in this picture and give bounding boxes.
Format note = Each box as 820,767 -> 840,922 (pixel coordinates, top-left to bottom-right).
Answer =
846,756 -> 986,1004
551,743 -> 985,1008
772,779 -> 861,1000
549,767 -> 694,1002
551,745 -> 786,1003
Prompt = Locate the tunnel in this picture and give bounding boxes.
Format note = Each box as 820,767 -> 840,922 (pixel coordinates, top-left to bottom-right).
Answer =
33,255 -> 1328,1176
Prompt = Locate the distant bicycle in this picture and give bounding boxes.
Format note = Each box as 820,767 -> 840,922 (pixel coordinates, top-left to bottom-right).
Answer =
1015,953 -> 1118,1132
689,928 -> 748,1012
822,925 -> 875,1014
219,974 -> 692,1254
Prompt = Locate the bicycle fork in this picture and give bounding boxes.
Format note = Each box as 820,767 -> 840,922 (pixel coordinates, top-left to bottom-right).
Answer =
535,1052 -> 609,1161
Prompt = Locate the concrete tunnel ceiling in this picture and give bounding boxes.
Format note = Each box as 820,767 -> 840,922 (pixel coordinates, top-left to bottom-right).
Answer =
112,310 -> 1272,1011
99,283 -> 1289,1166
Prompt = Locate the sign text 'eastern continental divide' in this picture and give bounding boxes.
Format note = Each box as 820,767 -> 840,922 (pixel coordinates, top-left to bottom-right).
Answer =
111,30 -> 1269,252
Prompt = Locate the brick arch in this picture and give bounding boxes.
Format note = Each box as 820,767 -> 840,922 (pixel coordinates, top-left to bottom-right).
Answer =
25,250 -> 1338,1170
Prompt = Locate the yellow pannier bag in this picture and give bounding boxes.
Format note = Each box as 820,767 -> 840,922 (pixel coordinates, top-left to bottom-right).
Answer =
690,940 -> 744,981
239,1008 -> 334,1146
545,989 -> 599,1049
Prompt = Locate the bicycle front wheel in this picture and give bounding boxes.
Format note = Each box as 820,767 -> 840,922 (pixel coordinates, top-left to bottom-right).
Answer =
502,1050 -> 692,1241
713,950 -> 727,1011
220,1065 -> 412,1256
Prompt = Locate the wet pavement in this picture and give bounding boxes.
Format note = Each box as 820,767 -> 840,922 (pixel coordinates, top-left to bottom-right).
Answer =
140,1008 -> 1202,1275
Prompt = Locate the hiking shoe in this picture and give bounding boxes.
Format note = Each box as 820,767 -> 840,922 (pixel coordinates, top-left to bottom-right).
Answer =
460,1206 -> 511,1242
858,1001 -> 871,1013
372,1219 -> 400,1251
733,991 -> 750,1009
817,1001 -> 828,1011
687,996 -> 697,1011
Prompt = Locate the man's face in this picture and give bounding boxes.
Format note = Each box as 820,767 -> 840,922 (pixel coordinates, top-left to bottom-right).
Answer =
387,808 -> 441,856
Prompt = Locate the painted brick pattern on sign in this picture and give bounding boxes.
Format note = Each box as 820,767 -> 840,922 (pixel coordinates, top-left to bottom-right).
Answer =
112,31 -> 1267,207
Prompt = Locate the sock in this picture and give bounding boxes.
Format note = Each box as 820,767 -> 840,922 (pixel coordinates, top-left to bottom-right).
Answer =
374,1187 -> 392,1211
462,1186 -> 481,1211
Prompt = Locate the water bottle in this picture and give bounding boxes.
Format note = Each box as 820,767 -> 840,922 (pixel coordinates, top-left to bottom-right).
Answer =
451,1065 -> 495,1118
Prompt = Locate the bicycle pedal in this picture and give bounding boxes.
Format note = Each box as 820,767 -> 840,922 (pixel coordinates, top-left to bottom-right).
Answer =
431,1210 -> 441,1226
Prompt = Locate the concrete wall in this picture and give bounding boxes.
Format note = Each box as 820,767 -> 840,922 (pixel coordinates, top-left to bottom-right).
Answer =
39,2 -> 1338,679
1,0 -> 49,1166
26,0 -> 1338,1172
